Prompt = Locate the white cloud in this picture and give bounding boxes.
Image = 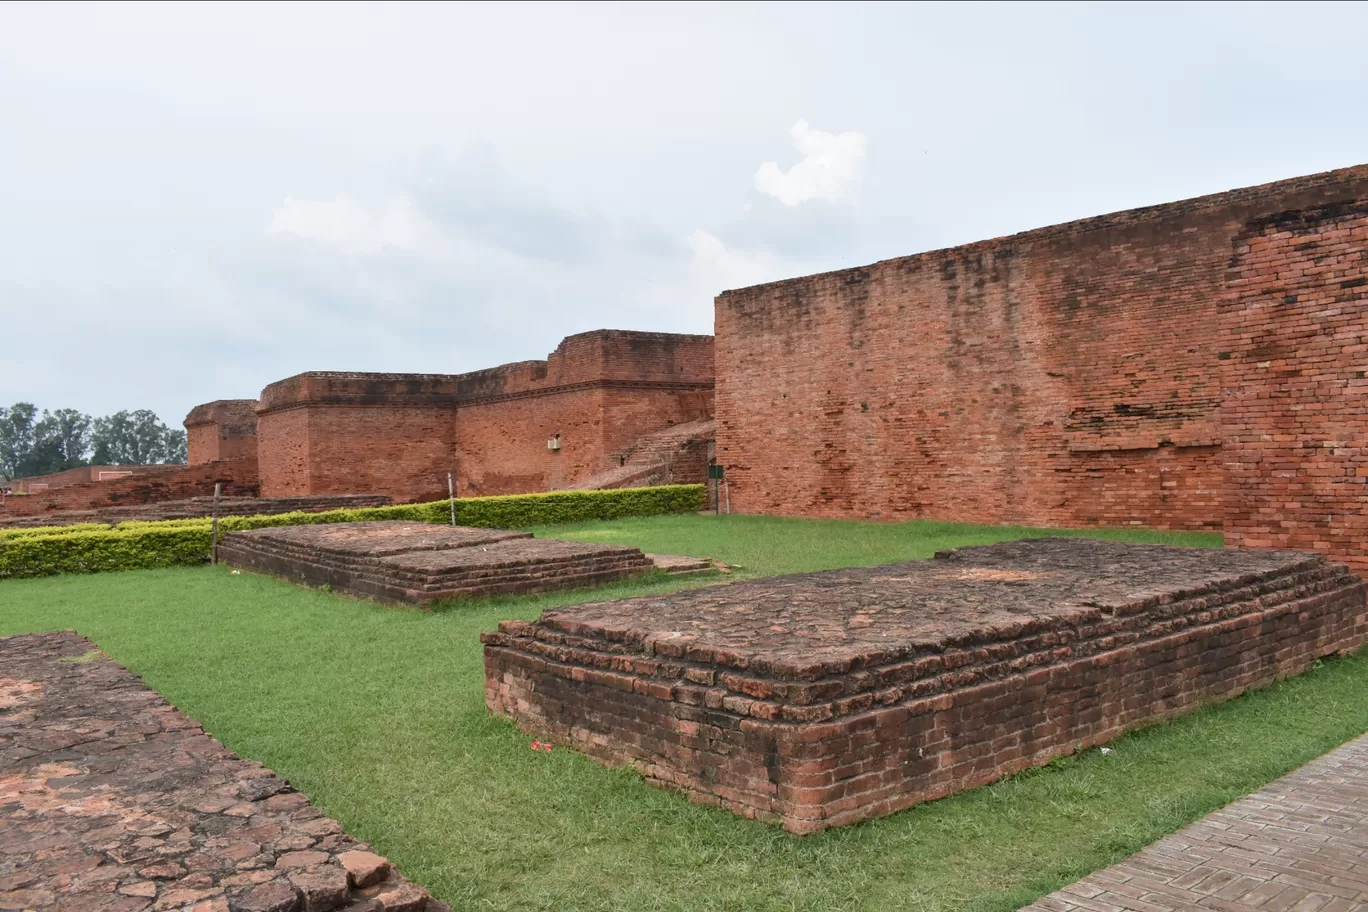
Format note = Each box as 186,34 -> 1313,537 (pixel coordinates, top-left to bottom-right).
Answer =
754,120 -> 868,207
267,194 -> 430,255
686,229 -> 790,291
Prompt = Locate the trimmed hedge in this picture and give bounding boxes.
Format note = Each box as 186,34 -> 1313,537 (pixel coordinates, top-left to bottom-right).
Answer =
0,527 -> 213,579
0,485 -> 706,579
0,522 -> 111,542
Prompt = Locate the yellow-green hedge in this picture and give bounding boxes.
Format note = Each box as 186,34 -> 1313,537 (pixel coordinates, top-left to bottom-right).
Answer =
0,485 -> 705,579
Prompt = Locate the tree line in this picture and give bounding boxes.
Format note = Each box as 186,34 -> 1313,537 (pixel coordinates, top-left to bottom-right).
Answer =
0,403 -> 188,481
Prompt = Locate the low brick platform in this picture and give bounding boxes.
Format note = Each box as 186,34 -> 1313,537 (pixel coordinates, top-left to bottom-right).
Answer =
217,521 -> 656,606
0,631 -> 447,912
483,539 -> 1368,834
0,495 -> 393,529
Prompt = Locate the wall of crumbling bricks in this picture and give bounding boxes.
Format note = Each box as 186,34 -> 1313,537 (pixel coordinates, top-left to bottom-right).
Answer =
0,459 -> 259,517
715,164 -> 1368,570
251,331 -> 715,502
256,374 -> 460,503
1222,200 -> 1368,569
184,399 -> 259,464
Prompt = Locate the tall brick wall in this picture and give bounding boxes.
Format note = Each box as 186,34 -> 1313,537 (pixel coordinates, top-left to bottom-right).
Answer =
256,374 -> 460,502
1222,200 -> 1368,567
455,389 -> 604,495
715,164 -> 1368,569
184,399 -> 259,464
253,331 -> 715,501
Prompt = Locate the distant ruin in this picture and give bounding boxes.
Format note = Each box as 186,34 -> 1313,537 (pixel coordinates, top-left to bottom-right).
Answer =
184,330 -> 716,504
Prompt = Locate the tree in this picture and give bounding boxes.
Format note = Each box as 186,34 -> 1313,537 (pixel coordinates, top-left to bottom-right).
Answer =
0,403 -> 38,481
91,409 -> 185,466
30,408 -> 93,474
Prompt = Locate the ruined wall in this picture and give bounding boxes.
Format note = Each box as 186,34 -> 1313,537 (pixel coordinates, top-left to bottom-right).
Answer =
716,164 -> 1368,567
256,374 -> 460,502
254,331 -> 715,501
0,459 -> 258,517
184,400 -> 259,464
455,389 -> 604,495
4,464 -> 180,493
1222,199 -> 1368,569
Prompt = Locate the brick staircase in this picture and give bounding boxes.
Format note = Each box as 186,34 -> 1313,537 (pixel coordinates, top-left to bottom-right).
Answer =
568,419 -> 715,491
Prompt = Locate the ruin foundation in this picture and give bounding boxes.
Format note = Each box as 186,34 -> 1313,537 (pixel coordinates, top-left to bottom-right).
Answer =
483,539 -> 1368,834
218,521 -> 656,606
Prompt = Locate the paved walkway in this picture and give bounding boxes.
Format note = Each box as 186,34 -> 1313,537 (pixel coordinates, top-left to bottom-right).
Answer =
1021,734 -> 1368,912
0,631 -> 447,912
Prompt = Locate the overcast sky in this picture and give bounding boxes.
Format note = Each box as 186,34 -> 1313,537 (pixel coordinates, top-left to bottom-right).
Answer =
3,1 -> 1367,426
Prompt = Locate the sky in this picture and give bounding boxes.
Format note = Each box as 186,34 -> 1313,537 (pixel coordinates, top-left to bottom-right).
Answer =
3,1 -> 1367,426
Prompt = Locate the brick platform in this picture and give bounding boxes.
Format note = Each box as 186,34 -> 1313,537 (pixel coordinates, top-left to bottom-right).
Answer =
1019,733 -> 1368,911
217,521 -> 656,606
0,631 -> 447,912
482,539 -> 1368,834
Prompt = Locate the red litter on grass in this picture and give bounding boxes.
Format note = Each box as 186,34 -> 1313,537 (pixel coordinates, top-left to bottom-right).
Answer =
530,740 -> 553,752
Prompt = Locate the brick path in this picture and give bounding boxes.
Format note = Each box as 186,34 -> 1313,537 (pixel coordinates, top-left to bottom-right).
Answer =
1020,734 -> 1368,911
0,631 -> 448,912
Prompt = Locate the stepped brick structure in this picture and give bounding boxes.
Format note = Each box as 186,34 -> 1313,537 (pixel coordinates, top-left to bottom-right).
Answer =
715,164 -> 1368,572
218,521 -> 656,606
0,459 -> 259,518
484,538 -> 1368,833
0,493 -> 391,528
246,330 -> 714,502
2,463 -> 181,494
185,398 -> 259,464
570,418 -> 715,491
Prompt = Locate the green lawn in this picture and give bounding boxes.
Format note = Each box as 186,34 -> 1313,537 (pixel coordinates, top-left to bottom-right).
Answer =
4,515 -> 1367,912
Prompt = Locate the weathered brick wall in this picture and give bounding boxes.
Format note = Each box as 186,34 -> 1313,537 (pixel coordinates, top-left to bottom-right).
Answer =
254,331 -> 715,501
184,399 -> 259,464
0,459 -> 258,517
716,165 -> 1368,565
1223,200 -> 1368,569
256,374 -> 460,501
455,389 -> 604,495
255,404 -> 312,497
5,464 -> 181,493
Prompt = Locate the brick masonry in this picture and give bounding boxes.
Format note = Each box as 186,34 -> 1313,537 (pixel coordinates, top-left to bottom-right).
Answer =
4,464 -> 185,494
483,539 -> 1367,834
0,460 -> 260,518
714,164 -> 1368,572
185,400 -> 259,465
247,330 -> 714,502
218,521 -> 657,607
0,630 -> 448,912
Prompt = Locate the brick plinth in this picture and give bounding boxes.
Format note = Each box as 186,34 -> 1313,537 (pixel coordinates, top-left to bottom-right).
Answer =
483,539 -> 1367,834
218,521 -> 655,606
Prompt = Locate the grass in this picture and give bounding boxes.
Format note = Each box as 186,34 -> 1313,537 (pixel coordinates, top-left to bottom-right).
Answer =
3,514 -> 1366,911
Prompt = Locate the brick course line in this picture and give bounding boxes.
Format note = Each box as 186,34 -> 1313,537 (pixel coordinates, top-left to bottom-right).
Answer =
1019,733 -> 1368,912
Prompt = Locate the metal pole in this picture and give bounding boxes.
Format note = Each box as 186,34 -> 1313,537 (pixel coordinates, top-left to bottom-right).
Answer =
724,478 -> 731,515
448,472 -> 457,527
210,482 -> 222,564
